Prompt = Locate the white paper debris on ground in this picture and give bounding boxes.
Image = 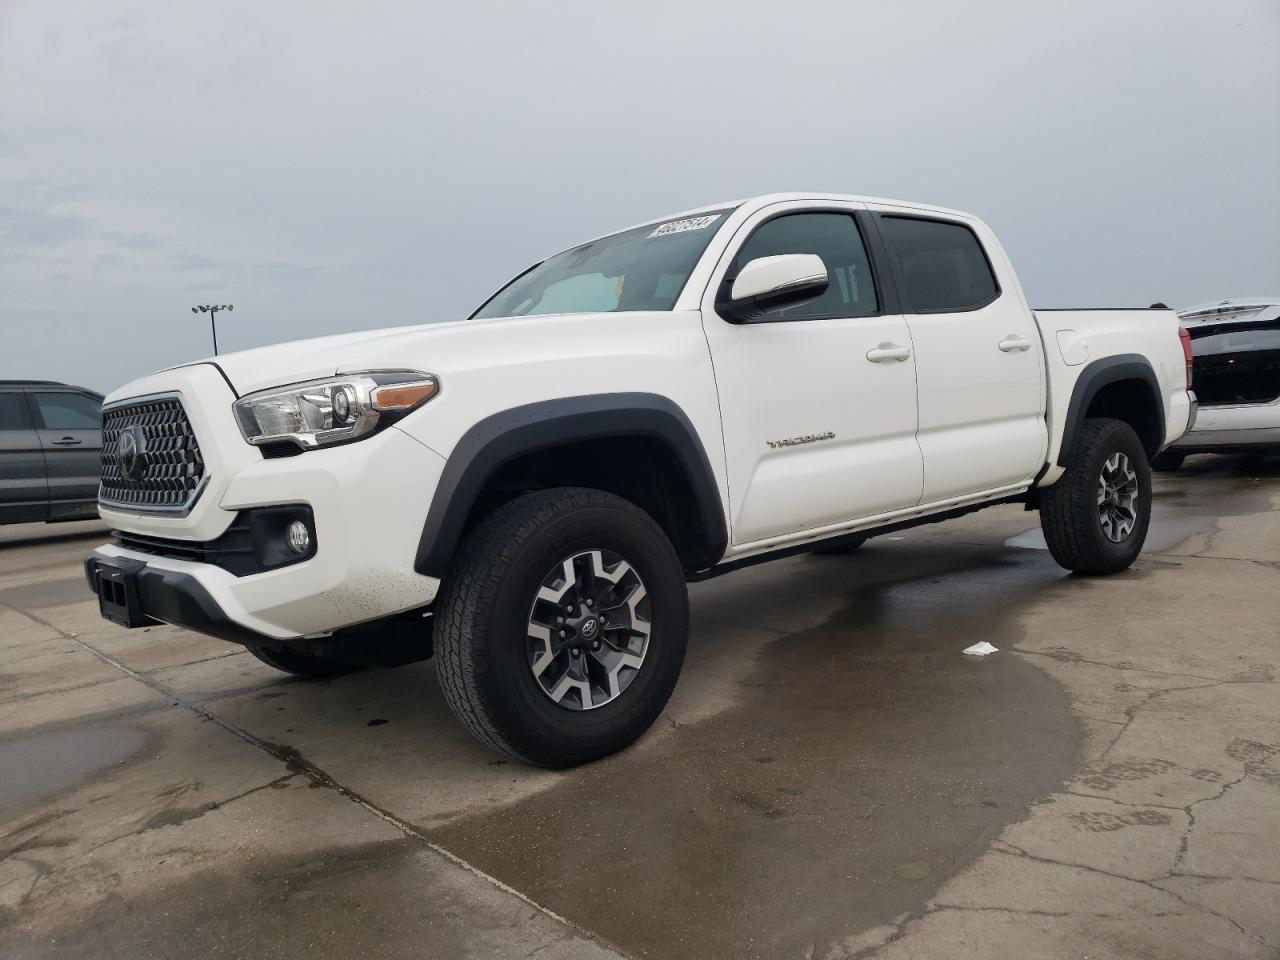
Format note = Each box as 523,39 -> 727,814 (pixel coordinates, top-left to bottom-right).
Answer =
963,641 -> 999,657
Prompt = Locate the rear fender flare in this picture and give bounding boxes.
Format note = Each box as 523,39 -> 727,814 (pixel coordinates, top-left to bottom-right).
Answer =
1057,354 -> 1164,466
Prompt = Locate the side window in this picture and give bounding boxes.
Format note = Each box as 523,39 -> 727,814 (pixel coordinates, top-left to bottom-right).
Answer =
728,212 -> 879,320
31,392 -> 102,430
879,216 -> 999,312
0,393 -> 29,431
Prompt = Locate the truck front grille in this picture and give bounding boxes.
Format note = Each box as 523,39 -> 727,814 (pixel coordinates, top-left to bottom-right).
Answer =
100,397 -> 207,512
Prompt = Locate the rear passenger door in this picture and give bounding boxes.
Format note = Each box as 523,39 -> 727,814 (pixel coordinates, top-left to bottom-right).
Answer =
0,390 -> 49,523
872,209 -> 1046,502
29,389 -> 103,513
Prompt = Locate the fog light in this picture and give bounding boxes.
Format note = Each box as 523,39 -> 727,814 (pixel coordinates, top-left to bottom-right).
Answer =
285,520 -> 311,555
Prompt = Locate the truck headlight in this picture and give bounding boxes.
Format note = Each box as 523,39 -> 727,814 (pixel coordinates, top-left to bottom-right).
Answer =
234,371 -> 438,450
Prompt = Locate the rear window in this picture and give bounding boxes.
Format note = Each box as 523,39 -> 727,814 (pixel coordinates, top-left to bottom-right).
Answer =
1188,320 -> 1280,357
879,216 -> 999,312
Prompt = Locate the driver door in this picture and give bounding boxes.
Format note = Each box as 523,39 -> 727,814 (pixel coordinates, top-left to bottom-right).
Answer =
699,202 -> 923,547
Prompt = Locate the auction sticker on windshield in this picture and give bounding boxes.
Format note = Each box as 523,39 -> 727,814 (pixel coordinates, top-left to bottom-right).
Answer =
647,214 -> 721,239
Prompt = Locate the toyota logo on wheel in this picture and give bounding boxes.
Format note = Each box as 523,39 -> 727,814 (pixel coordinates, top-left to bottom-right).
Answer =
117,425 -> 147,482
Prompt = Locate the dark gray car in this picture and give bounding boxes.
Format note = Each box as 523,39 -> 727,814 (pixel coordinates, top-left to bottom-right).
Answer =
0,380 -> 103,524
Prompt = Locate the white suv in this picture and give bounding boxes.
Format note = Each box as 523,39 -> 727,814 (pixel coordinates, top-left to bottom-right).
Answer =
1155,298 -> 1280,469
86,193 -> 1195,766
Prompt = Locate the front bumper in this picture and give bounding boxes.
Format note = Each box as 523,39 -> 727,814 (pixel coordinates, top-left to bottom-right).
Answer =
85,554 -> 266,646
90,420 -> 447,641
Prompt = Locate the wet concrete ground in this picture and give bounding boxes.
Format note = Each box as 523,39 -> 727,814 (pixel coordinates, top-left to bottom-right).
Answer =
1,454 -> 1277,959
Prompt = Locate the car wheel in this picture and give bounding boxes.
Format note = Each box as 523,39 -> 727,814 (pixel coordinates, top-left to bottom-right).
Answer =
1041,418 -> 1152,575
434,487 -> 689,768
1150,450 -> 1185,472
812,536 -> 868,555
247,644 -> 360,678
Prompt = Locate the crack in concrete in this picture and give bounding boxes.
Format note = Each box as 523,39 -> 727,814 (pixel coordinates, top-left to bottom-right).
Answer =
1060,789 -> 1186,811
1146,551 -> 1280,568
926,903 -> 1184,920
1161,871 -> 1280,887
1171,772 -> 1250,876
1090,677 -> 1268,765
992,843 -> 1269,948
1013,646 -> 1273,687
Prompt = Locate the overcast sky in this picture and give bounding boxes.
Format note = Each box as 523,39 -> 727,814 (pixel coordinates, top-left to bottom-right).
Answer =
2,0 -> 1277,393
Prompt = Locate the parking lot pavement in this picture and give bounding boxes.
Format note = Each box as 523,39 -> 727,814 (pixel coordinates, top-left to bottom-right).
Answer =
1,454 -> 1277,960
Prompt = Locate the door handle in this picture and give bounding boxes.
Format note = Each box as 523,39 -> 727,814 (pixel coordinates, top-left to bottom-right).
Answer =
998,336 -> 1032,353
51,437 -> 82,446
866,343 -> 911,363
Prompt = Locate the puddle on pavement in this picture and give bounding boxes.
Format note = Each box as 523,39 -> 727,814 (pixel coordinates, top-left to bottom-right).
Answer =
431,542 -> 1079,960
0,724 -> 147,815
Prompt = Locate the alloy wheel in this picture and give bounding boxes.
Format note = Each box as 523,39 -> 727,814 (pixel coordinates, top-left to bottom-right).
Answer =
526,549 -> 651,711
1097,451 -> 1140,543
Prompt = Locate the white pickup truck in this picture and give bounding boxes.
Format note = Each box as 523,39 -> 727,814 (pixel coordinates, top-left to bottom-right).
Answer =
86,193 -> 1196,767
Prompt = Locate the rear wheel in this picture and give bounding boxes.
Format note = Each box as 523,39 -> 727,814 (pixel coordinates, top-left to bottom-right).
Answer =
1150,450 -> 1185,472
247,644 -> 359,678
434,488 -> 688,768
1041,418 -> 1151,575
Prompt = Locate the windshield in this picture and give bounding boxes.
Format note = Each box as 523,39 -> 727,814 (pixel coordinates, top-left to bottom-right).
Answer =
472,211 -> 732,319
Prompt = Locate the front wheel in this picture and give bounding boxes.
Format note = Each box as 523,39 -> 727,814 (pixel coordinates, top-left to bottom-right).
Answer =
433,488 -> 689,768
1040,418 -> 1152,575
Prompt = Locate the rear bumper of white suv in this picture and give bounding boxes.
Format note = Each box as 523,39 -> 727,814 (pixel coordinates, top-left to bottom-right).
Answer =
1171,396 -> 1280,452
88,366 -> 445,643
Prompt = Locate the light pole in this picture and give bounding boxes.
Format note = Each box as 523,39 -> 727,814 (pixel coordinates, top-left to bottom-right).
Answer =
191,304 -> 233,355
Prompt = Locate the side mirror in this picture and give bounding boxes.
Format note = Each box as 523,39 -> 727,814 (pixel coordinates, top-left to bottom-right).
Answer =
723,254 -> 828,321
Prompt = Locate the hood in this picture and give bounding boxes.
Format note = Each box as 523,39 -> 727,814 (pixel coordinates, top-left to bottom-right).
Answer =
169,317 -> 483,395
160,310 -> 644,397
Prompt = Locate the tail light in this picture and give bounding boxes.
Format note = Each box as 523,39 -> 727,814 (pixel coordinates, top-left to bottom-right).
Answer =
1178,326 -> 1193,389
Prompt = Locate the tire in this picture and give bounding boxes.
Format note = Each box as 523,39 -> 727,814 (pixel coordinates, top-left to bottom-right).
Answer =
247,644 -> 359,678
1040,418 -> 1152,575
1150,451 -> 1185,472
812,536 -> 868,556
433,487 -> 689,768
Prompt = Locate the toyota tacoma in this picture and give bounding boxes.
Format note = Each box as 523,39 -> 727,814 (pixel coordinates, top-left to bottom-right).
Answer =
86,193 -> 1196,767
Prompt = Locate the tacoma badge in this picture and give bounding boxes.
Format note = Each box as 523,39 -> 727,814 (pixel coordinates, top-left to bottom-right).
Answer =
767,431 -> 835,449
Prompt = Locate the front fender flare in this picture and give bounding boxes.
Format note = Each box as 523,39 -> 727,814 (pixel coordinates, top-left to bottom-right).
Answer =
413,393 -> 727,578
